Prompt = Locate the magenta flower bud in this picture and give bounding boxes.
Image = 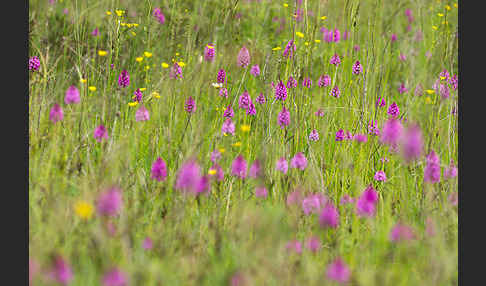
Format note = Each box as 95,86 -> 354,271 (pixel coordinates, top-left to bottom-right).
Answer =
231,155 -> 247,179
151,157 -> 167,182
250,64 -> 260,76
255,186 -> 268,198
29,56 -> 40,71
237,46 -> 250,67
94,124 -> 109,142
275,80 -> 287,101
318,74 -> 331,87
276,157 -> 288,174
135,105 -> 150,121
118,70 -> 130,88
102,268 -> 128,286
184,96 -> 196,113
319,203 -> 339,228
221,118 -> 235,135
204,43 -> 215,61
278,106 -> 290,128
49,103 -> 64,123
64,85 -> 80,104
389,222 -> 416,242
97,187 -> 123,217
290,152 -> 307,170
326,258 -> 350,283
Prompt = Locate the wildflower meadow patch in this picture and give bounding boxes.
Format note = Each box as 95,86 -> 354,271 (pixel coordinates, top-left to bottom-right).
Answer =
29,0 -> 458,285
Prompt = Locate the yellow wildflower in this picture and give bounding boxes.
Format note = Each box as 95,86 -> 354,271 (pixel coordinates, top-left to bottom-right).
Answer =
136,57 -> 144,62
437,13 -> 444,17
425,97 -> 432,104
206,44 -> 214,49
115,10 -> 125,17
74,201 -> 94,220
98,50 -> 108,56
128,102 -> 138,107
120,22 -> 127,27
175,52 -> 180,56
178,61 -> 186,67
126,23 -> 133,28
88,86 -> 96,92
321,16 -> 327,20
425,89 -> 435,94
445,5 -> 451,10
432,26 -> 438,30
133,23 -> 139,27
131,31 -> 136,36
440,76 -> 446,80
272,46 -> 282,51
240,125 -> 250,132
140,88 -> 147,91
232,142 -> 242,147
151,91 -> 161,98
106,11 -> 112,16
208,169 -> 217,175
144,52 -> 153,58
161,62 -> 169,68
219,148 -> 226,153
304,42 -> 309,46
80,78 -> 87,84
144,65 -> 150,71
453,3 -> 457,8
315,39 -> 321,43
296,31 -> 305,38
283,3 -> 289,7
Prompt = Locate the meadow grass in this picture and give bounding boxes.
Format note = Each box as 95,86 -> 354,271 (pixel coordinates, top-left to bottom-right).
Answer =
29,0 -> 458,285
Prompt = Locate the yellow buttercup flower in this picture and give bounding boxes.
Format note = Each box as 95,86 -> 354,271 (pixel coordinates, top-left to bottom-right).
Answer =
120,22 -> 127,27
144,65 -> 150,71
206,44 -> 214,49
178,61 -> 186,67
304,42 -> 309,46
144,52 -> 153,58
128,102 -> 138,107
74,201 -> 94,220
445,5 -> 451,10
425,97 -> 432,104
272,46 -> 282,51
126,23 -> 133,28
161,62 -> 169,68
106,11 -> 112,16
321,16 -> 327,20
425,89 -> 435,95
437,13 -> 444,17
232,142 -> 242,147
98,50 -> 108,56
115,10 -> 125,17
453,3 -> 458,8
175,52 -> 180,56
136,57 -> 143,62
296,31 -> 305,38
240,124 -> 250,132
283,3 -> 289,7
132,23 -> 139,27
219,148 -> 226,153
208,169 -> 217,175
80,78 -> 87,84
432,25 -> 438,30
139,88 -> 147,91
88,86 -> 96,92
315,39 -> 321,43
